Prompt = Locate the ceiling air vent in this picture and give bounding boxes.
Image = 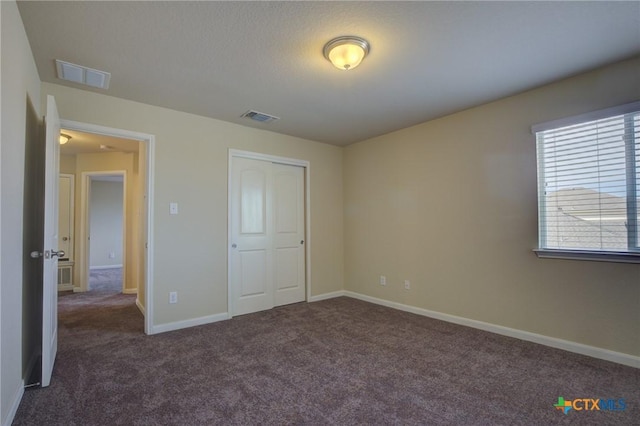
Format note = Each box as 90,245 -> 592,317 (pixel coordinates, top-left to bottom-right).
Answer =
55,59 -> 111,90
241,110 -> 280,123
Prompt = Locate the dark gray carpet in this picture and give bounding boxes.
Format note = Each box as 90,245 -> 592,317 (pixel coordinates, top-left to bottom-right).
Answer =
14,295 -> 639,425
89,267 -> 122,293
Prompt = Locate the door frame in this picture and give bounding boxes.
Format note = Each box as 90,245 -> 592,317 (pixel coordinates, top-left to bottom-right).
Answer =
80,171 -> 127,293
59,119 -> 155,335
227,149 -> 311,318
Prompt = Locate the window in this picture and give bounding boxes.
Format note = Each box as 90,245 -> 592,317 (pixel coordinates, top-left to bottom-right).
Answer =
532,101 -> 640,263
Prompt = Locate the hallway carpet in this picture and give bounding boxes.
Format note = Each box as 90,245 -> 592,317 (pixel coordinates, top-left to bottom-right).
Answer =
14,295 -> 639,425
89,267 -> 122,293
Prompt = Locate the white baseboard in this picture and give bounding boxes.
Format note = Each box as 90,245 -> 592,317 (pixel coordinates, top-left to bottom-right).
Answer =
2,381 -> 24,426
308,290 -> 346,302
57,283 -> 73,292
135,298 -> 146,316
89,264 -> 123,270
122,288 -> 137,295
151,312 -> 230,335
72,286 -> 83,293
341,291 -> 639,369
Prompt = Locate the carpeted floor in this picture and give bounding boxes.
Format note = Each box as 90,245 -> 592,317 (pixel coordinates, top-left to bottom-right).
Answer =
89,267 -> 122,293
14,295 -> 639,425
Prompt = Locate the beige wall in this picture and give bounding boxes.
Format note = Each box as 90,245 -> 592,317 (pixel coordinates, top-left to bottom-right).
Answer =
59,154 -> 76,174
344,56 -> 640,357
0,1 -> 42,422
41,82 -> 345,326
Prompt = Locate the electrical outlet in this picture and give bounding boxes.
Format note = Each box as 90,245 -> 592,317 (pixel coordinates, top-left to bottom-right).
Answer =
404,280 -> 411,290
380,275 -> 386,286
169,291 -> 178,304
108,251 -> 115,259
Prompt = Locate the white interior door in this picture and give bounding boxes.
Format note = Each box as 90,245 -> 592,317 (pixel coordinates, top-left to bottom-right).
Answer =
42,95 -> 61,387
58,174 -> 73,260
230,157 -> 305,316
231,157 -> 274,315
272,163 -> 305,307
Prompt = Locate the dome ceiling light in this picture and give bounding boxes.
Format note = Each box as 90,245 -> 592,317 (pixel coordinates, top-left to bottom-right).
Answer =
323,36 -> 370,71
59,133 -> 72,145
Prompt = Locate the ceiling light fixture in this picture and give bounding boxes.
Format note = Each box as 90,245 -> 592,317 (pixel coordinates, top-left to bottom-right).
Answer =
323,36 -> 370,71
59,133 -> 71,145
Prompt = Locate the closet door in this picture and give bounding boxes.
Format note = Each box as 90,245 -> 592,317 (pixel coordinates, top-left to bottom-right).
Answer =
272,163 -> 305,307
230,157 -> 305,316
230,157 -> 274,316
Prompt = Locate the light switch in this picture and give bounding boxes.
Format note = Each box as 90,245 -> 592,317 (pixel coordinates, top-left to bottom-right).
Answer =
170,202 -> 178,215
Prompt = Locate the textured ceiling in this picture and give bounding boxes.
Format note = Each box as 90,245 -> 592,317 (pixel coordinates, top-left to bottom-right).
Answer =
59,129 -> 140,155
18,1 -> 640,146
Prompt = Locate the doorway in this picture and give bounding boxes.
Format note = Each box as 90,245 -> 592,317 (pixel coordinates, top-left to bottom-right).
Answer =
58,120 -> 155,334
86,173 -> 125,293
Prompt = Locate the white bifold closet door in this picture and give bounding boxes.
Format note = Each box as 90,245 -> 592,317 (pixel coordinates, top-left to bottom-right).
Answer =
230,156 -> 305,316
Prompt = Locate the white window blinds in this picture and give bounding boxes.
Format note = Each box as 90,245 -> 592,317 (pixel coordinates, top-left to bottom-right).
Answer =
534,104 -> 639,254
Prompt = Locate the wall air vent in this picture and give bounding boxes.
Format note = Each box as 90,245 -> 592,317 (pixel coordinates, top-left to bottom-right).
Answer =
55,60 -> 111,90
241,110 -> 280,123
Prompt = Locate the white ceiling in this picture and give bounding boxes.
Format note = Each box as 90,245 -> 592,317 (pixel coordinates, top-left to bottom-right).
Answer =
18,1 -> 640,146
59,129 -> 139,155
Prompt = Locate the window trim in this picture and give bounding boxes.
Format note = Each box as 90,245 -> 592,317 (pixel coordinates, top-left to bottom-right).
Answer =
532,100 -> 640,263
531,100 -> 640,134
533,249 -> 640,264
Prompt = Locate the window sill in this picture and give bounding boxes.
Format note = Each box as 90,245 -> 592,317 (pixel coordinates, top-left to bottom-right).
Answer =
534,249 -> 640,264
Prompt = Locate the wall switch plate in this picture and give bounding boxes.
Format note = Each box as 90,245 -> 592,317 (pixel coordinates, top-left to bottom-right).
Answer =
380,275 -> 386,286
170,202 -> 178,215
404,280 -> 411,290
169,291 -> 178,304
